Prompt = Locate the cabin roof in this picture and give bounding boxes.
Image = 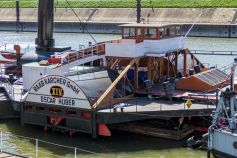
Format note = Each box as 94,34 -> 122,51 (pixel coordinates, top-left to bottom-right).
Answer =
119,23 -> 182,28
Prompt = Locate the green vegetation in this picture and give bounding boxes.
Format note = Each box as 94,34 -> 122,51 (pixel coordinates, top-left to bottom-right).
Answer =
0,0 -> 237,8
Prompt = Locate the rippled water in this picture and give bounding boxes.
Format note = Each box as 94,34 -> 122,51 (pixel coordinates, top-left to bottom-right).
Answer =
0,31 -> 236,158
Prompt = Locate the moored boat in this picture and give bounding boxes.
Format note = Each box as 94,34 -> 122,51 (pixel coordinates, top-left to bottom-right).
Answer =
208,64 -> 237,158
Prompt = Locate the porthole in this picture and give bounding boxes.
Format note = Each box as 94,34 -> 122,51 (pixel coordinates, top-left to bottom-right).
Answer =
233,142 -> 237,149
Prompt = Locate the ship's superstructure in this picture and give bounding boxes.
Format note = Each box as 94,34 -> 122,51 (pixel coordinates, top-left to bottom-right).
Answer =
14,22 -> 227,138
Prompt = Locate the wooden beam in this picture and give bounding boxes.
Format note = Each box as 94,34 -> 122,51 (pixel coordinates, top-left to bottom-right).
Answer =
186,49 -> 205,68
125,76 -> 135,92
134,62 -> 139,90
183,50 -> 187,77
110,59 -> 120,69
167,56 -> 170,78
175,51 -> 178,77
147,57 -> 152,81
92,58 -> 140,109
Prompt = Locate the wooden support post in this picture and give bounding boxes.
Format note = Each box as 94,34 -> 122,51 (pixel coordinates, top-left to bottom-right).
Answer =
122,77 -> 126,96
91,111 -> 97,139
175,52 -> 178,77
134,62 -> 139,90
191,54 -> 194,68
167,56 -> 170,79
147,57 -> 152,81
183,50 -> 187,77
160,58 -> 163,80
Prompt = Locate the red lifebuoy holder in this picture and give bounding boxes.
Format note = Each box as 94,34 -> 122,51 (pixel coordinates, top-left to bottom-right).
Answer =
48,58 -> 61,64
49,116 -> 63,126
98,123 -> 111,137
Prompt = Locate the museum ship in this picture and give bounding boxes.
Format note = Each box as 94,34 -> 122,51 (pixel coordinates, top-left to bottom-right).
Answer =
0,0 -> 233,142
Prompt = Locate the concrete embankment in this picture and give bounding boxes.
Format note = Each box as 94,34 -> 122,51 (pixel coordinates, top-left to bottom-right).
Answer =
0,8 -> 237,37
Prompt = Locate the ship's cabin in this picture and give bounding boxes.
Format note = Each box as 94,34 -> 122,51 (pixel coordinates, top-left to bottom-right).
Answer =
121,23 -> 181,43
105,23 -> 183,57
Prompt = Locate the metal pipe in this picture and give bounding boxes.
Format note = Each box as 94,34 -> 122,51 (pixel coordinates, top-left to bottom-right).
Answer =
14,45 -> 21,66
74,148 -> 77,158
136,0 -> 141,23
16,0 -> 20,32
0,131 -> 2,152
35,0 -> 55,51
35,139 -> 38,158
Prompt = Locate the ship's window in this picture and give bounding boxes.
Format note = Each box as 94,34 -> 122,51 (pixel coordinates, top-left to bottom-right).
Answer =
233,142 -> 237,149
137,28 -> 142,38
176,26 -> 181,35
144,28 -> 157,39
81,112 -> 92,119
165,28 -> 170,36
49,108 -> 61,113
36,107 -> 45,112
159,28 -> 165,38
169,27 -> 180,36
24,105 -> 33,111
169,27 -> 177,36
123,27 -> 135,39
66,110 -> 77,116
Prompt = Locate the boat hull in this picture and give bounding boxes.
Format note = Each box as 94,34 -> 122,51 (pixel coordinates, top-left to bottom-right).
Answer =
212,149 -> 237,158
209,129 -> 237,158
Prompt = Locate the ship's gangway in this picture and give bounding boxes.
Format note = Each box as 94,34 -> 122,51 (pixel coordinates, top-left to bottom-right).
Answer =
53,43 -> 106,71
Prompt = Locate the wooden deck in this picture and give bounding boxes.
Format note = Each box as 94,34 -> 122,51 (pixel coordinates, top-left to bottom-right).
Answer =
97,98 -> 215,124
99,98 -> 215,113
0,152 -> 22,158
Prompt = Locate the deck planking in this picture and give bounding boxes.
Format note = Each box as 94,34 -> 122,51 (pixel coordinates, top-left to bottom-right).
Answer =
99,98 -> 215,113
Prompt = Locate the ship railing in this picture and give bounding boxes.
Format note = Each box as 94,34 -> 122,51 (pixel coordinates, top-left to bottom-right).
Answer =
0,73 -> 14,100
0,131 -> 112,158
0,67 -> 24,101
213,116 -> 237,128
190,50 -> 237,56
188,93 -> 216,106
218,63 -> 233,74
62,43 -> 106,65
98,97 -> 215,114
11,86 -> 24,102
0,80 -> 24,101
0,80 -> 13,100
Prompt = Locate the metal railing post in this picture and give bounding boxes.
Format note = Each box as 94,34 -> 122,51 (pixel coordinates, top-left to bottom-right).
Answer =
0,131 -> 2,152
136,99 -> 137,113
36,139 -> 38,158
92,46 -> 93,56
74,147 -> 77,158
20,88 -> 23,100
13,88 -> 14,99
110,99 -> 111,113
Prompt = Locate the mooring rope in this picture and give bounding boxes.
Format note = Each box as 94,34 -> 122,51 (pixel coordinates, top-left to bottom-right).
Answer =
64,0 -> 97,44
184,9 -> 203,38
